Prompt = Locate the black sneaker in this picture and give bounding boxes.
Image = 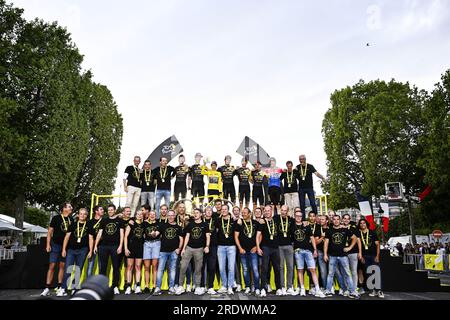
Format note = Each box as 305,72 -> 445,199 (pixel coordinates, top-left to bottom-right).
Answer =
143,288 -> 150,294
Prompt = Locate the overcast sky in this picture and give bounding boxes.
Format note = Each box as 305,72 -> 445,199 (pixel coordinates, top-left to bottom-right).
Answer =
12,0 -> 450,199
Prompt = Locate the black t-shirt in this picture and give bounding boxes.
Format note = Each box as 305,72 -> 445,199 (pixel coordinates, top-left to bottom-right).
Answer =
140,169 -> 155,192
184,221 -> 210,249
204,217 -> 218,247
280,170 -> 299,193
152,166 -> 176,191
235,219 -> 258,251
125,165 -> 142,188
234,167 -> 251,186
174,165 -> 189,184
99,217 -> 123,246
67,221 -> 89,250
325,227 -> 352,256
274,215 -> 294,246
121,217 -> 134,231
87,217 -> 103,239
158,222 -> 182,252
295,163 -> 316,189
344,224 -> 359,254
50,214 -> 74,245
127,221 -> 145,245
258,219 -> 279,248
189,164 -> 205,184
356,229 -> 379,256
291,223 -> 314,251
143,221 -> 160,241
251,169 -> 266,188
311,224 -> 327,251
218,165 -> 236,184
215,217 -> 236,246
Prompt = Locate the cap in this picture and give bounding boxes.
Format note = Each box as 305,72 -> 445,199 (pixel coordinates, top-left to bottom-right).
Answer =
211,161 -> 217,166
195,152 -> 203,158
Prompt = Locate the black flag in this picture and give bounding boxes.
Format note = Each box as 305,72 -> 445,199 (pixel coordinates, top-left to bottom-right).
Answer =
146,135 -> 183,166
236,136 -> 271,168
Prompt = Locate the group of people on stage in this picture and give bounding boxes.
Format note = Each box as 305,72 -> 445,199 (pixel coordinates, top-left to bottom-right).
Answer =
40,196 -> 384,299
123,153 -> 326,218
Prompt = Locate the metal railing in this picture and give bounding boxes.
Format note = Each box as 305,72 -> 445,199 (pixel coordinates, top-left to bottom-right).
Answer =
403,253 -> 450,272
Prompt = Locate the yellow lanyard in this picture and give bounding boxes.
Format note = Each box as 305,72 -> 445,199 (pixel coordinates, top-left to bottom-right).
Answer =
266,219 -> 275,239
93,218 -> 102,230
280,216 -> 288,236
159,216 -> 167,223
360,230 -> 369,249
160,167 -> 167,181
134,166 -> 140,182
61,214 -> 70,231
222,217 -> 230,237
76,221 -> 86,242
300,164 -> 307,178
243,219 -> 253,238
144,170 -> 151,184
312,223 -> 316,234
286,170 -> 294,184
203,217 -> 213,231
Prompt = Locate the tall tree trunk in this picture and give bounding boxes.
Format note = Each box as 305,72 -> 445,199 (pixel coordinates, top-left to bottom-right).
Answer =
14,193 -> 25,246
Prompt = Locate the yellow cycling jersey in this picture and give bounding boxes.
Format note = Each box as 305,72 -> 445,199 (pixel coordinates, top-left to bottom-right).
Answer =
201,165 -> 222,192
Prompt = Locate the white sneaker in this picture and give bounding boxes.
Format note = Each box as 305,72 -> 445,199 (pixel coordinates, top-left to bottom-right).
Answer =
125,286 -> 132,295
294,288 -> 300,296
315,289 -> 326,298
244,287 -> 251,294
300,288 -> 306,296
135,286 -> 141,294
207,288 -> 217,295
378,291 -> 385,298
186,284 -> 192,292
251,286 -> 255,293
227,288 -> 234,295
153,287 -> 161,295
168,287 -> 175,295
343,290 -> 350,297
255,289 -> 261,296
266,285 -> 272,293
218,287 -> 227,294
324,290 -> 334,297
260,288 -> 266,297
194,287 -> 204,295
281,287 -> 287,295
175,286 -> 185,295
40,288 -> 50,297
339,289 -> 344,296
113,287 -> 120,295
276,289 -> 283,296
309,287 -> 316,295
286,287 -> 296,296
236,285 -> 242,292
56,288 -> 67,297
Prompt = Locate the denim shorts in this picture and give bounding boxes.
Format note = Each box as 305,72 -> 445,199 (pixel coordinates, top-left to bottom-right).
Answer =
294,248 -> 315,270
49,241 -> 65,263
143,240 -> 161,260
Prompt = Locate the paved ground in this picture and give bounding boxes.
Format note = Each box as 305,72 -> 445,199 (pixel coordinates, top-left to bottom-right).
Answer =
1,289 -> 450,300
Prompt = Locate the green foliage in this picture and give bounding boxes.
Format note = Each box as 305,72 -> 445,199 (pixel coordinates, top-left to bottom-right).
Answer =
0,1 -> 123,232
24,207 -> 50,228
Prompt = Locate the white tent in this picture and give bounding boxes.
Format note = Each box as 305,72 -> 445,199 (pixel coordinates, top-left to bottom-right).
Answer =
0,220 -> 22,231
0,214 -> 47,234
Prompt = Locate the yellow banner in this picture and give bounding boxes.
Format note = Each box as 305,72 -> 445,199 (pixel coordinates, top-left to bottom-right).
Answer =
424,254 -> 444,271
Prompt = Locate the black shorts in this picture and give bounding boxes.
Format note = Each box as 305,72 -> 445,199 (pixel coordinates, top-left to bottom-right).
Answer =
223,183 -> 236,202
174,182 -> 187,201
252,186 -> 265,205
191,182 -> 205,198
268,186 -> 281,205
238,185 -> 250,203
128,241 -> 144,259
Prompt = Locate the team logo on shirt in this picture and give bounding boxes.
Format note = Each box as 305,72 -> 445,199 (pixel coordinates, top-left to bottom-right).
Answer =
165,227 -> 177,240
146,225 -> 157,236
332,232 -> 344,245
191,227 -> 203,240
133,226 -> 144,239
294,228 -> 306,242
105,223 -> 117,235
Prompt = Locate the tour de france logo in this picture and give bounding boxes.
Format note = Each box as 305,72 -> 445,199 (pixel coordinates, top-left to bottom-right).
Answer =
105,223 -> 117,235
134,226 -> 144,239
294,228 -> 306,242
332,232 -> 344,244
146,225 -> 157,235
191,227 -> 202,240
162,144 -> 176,155
165,227 -> 177,240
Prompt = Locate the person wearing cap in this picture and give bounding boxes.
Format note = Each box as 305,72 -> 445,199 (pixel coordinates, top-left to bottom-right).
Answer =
218,156 -> 237,205
201,160 -> 223,203
189,153 -> 206,206
234,158 -> 252,210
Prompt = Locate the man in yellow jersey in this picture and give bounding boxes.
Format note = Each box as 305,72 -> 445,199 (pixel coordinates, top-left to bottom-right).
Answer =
201,160 -> 223,203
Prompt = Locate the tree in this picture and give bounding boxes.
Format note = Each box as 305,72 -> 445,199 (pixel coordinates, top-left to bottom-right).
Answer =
322,80 -> 427,210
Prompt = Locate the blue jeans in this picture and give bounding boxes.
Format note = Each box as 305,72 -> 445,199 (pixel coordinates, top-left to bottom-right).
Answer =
87,252 -> 97,277
156,251 -> 178,288
326,256 -> 355,293
63,247 -> 89,289
217,245 -> 236,288
298,187 -> 317,214
155,190 -> 171,218
240,251 -> 260,289
317,250 -> 328,287
294,249 -> 316,270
